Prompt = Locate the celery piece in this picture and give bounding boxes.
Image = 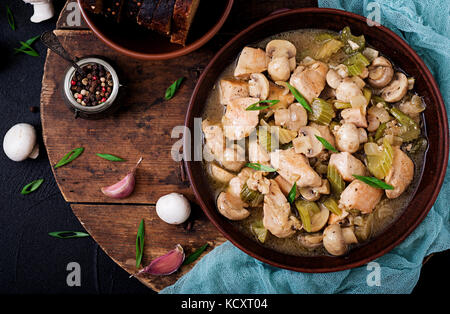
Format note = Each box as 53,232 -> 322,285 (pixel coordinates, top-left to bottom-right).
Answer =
315,39 -> 344,60
251,220 -> 268,243
327,164 -> 346,196
308,98 -> 335,125
240,183 -> 264,207
295,200 -> 320,232
321,196 -> 342,216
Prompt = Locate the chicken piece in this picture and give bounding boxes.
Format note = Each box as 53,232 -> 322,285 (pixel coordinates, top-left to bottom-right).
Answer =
335,78 -> 364,103
274,102 -> 308,132
339,180 -> 383,214
328,152 -> 367,181
267,82 -> 295,110
274,175 -> 295,196
263,179 -> 299,238
270,148 -> 322,188
309,122 -> 336,147
385,146 -> 414,199
289,61 -> 328,103
249,137 -> 271,166
202,120 -> 246,172
219,79 -> 249,106
222,97 -> 260,140
341,107 -> 368,128
234,47 -> 269,79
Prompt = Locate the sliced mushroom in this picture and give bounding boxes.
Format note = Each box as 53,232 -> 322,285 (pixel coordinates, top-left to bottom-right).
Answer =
323,224 -> 347,256
267,82 -> 295,110
234,47 -> 269,79
298,233 -> 323,248
381,72 -> 408,102
217,191 -> 249,221
274,102 -> 308,132
208,163 -> 235,184
342,227 -> 358,244
367,56 -> 394,88
299,179 -> 330,201
266,39 -> 297,59
292,126 -> 323,157
310,203 -> 330,232
248,73 -> 270,100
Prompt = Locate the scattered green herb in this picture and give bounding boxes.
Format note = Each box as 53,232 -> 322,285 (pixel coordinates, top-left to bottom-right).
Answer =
352,175 -> 394,190
21,178 -> 44,195
136,219 -> 145,268
287,182 -> 297,204
6,5 -> 15,31
165,77 -> 184,100
285,82 -> 312,113
315,135 -> 338,153
183,243 -> 209,265
245,162 -> 277,172
96,153 -> 124,162
48,231 -> 89,239
245,99 -> 280,111
54,147 -> 84,169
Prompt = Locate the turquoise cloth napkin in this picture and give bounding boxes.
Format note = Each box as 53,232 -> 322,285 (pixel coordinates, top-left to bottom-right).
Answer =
161,0 -> 450,294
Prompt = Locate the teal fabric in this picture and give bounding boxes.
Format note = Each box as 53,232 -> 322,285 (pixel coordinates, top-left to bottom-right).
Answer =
161,0 -> 450,294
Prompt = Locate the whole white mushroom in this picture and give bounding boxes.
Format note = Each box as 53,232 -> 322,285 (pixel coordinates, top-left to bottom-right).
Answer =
156,193 -> 191,225
3,123 -> 39,162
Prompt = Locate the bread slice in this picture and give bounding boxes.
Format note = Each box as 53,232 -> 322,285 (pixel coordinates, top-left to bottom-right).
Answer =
170,0 -> 200,45
136,0 -> 160,27
150,0 -> 176,36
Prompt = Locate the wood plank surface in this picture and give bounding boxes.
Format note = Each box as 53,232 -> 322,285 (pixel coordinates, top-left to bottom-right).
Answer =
71,203 -> 226,292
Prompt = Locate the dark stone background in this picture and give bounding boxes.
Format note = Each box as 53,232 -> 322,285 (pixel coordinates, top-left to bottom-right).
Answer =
0,0 -> 447,294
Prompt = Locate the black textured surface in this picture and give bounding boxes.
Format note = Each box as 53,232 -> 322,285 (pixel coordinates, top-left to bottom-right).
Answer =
0,0 -> 447,295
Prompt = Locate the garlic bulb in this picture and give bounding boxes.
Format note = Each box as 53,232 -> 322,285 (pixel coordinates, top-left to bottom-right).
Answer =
22,0 -> 54,23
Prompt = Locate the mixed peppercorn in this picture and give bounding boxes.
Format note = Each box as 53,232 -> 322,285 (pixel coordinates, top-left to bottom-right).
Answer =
70,63 -> 113,107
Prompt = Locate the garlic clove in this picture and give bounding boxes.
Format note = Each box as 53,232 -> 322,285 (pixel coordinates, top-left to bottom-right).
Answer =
138,244 -> 185,276
101,157 -> 142,199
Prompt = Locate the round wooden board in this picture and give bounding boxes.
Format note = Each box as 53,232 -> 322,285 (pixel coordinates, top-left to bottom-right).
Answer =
40,6 -> 227,291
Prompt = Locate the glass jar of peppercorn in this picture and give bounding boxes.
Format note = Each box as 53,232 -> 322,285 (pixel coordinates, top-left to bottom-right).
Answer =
62,57 -> 122,119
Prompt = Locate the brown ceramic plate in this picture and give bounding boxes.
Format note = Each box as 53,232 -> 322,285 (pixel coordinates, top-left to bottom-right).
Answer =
184,8 -> 449,272
77,0 -> 233,60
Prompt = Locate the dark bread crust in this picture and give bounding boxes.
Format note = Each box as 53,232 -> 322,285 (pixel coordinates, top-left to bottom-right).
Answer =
170,0 -> 200,45
150,0 -> 176,36
80,0 -> 103,14
136,0 -> 160,27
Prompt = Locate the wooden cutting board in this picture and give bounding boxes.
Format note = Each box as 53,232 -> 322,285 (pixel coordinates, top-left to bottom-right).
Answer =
41,0 -> 317,291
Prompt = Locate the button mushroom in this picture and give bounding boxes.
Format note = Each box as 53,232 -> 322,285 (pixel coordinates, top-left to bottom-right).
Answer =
367,56 -> 394,88
217,191 -> 250,221
334,123 -> 367,153
3,123 -> 39,162
248,73 -> 270,100
298,233 -> 323,248
156,193 -> 191,225
208,163 -> 235,184
266,40 -> 296,81
326,68 -> 342,89
323,224 -> 347,256
292,126 -> 323,157
234,47 -> 269,79
335,78 -> 363,103
381,72 -> 408,102
274,102 -> 308,132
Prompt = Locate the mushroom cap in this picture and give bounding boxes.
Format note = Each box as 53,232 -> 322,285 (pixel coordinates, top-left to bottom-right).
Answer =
248,73 -> 270,100
381,72 -> 408,102
293,126 -> 323,157
266,39 -> 296,58
268,56 -> 291,81
156,193 -> 191,224
3,123 -> 37,162
323,224 -> 347,256
368,56 -> 394,88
